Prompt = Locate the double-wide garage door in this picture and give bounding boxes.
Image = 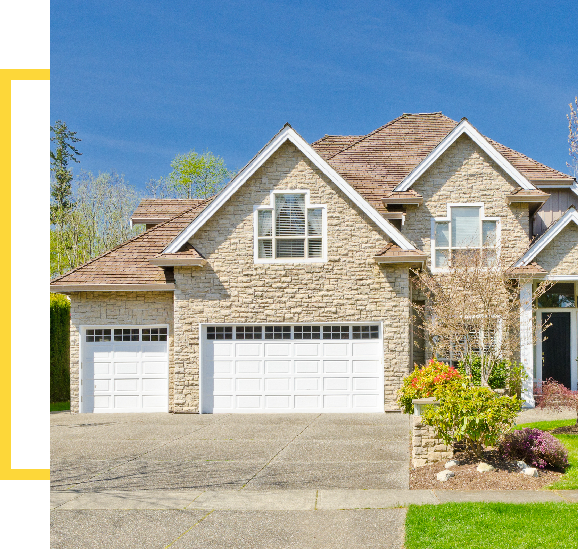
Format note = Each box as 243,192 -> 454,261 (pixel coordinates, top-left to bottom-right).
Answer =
200,324 -> 384,413
81,326 -> 169,413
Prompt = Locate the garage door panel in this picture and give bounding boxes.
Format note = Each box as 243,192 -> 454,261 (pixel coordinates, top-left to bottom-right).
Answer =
82,327 -> 168,413
203,324 -> 383,413
265,361 -> 290,373
115,362 -> 139,375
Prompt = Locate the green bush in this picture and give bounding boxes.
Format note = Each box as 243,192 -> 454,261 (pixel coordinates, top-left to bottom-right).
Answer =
457,355 -> 526,397
50,293 -> 70,402
397,359 -> 464,414
421,385 -> 522,457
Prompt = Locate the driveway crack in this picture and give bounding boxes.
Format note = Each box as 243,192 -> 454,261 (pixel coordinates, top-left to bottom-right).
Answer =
163,509 -> 214,548
239,414 -> 321,490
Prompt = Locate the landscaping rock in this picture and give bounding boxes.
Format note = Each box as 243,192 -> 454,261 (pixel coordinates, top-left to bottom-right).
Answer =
516,461 -> 528,470
445,460 -> 460,469
476,462 -> 495,473
436,470 -> 455,482
523,467 -> 539,477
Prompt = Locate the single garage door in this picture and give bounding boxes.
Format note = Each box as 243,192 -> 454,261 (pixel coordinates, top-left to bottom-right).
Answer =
200,324 -> 383,413
81,326 -> 169,413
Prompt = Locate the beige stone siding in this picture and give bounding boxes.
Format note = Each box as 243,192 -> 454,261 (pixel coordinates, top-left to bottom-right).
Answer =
412,415 -> 453,467
535,224 -> 578,276
403,134 -> 531,267
68,291 -> 174,413
173,141 -> 411,412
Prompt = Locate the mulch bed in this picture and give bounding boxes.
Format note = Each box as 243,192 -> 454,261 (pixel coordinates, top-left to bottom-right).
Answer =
551,425 -> 578,435
410,449 -> 563,490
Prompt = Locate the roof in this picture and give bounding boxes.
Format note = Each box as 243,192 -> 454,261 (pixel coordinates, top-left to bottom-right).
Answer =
506,262 -> 547,276
50,200 -> 210,290
374,243 -> 428,264
311,113 -> 572,202
131,199 -> 206,225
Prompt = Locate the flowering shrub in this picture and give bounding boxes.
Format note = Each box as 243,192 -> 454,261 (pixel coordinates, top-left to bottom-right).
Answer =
499,428 -> 569,470
422,385 -> 522,457
535,379 -> 578,424
397,359 -> 463,414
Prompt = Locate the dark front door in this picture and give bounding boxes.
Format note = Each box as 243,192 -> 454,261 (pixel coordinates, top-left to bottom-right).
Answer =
542,312 -> 571,388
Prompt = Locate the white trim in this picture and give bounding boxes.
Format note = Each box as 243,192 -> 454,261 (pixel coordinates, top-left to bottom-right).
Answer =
51,283 -> 176,293
253,189 -> 327,264
519,282 -> 534,406
572,183 -> 578,198
546,275 -> 578,281
164,125 -> 416,253
514,208 -> 578,267
394,119 -> 536,192
430,203 -> 501,273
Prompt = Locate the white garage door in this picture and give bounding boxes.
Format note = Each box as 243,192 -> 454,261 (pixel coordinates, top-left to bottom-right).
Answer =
200,324 -> 383,413
81,326 -> 169,413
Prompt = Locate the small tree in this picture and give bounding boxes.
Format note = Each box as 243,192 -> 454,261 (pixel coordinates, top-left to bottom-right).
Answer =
412,249 -> 551,386
536,378 -> 578,425
168,150 -> 234,198
568,96 -> 578,178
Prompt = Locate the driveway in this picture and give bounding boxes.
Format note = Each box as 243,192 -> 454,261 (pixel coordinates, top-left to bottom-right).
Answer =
51,412 -> 410,548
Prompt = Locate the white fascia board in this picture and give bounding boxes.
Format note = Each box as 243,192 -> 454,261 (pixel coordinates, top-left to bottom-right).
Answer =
165,126 -> 416,252
394,120 -> 536,192
514,208 -> 578,267
572,183 -> 578,198
50,283 -> 176,293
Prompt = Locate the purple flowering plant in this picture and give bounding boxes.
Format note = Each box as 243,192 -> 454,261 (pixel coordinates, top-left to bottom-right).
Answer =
499,428 -> 569,470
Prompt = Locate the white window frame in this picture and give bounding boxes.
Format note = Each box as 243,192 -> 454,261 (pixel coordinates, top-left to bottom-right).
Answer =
430,203 -> 501,273
253,189 -> 327,264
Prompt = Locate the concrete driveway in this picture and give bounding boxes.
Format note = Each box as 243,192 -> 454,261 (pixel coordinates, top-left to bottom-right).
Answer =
51,412 -> 410,548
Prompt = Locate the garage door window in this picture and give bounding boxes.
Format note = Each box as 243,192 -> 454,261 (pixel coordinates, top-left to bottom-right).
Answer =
86,327 -> 167,343
85,329 -> 111,342
206,325 -> 380,340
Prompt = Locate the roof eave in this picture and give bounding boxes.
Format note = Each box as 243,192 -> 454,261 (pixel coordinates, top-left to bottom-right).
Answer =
149,258 -> 207,267
374,255 -> 426,266
381,197 -> 423,206
50,283 -> 176,293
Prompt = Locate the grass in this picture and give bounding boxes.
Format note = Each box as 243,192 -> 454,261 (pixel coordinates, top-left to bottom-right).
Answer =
50,401 -> 70,412
405,502 -> 578,549
515,419 -> 578,490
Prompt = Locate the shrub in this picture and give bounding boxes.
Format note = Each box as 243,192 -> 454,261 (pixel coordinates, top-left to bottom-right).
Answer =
397,358 -> 463,414
535,378 -> 578,424
421,385 -> 522,458
50,293 -> 70,402
499,428 -> 569,470
457,356 -> 527,396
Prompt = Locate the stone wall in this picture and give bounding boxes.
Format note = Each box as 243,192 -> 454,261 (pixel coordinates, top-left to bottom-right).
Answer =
412,415 -> 453,467
403,134 -> 531,267
68,291 -> 174,413
172,141 -> 412,412
535,223 -> 578,276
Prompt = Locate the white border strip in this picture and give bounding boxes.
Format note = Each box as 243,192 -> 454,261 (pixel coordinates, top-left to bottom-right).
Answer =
394,119 -> 536,192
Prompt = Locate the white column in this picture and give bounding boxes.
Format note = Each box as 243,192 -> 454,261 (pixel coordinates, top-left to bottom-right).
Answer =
520,282 -> 535,407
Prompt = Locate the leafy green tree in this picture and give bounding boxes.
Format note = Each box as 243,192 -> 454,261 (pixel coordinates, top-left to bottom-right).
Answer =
168,150 -> 234,198
50,120 -> 81,222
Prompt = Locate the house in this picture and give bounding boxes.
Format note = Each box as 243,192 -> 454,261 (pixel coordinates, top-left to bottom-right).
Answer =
50,113 -> 578,414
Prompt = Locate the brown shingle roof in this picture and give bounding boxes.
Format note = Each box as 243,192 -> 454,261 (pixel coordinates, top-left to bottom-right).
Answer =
506,262 -> 547,276
311,113 -> 572,202
131,199 -> 206,224
375,243 -> 428,260
50,200 -> 210,288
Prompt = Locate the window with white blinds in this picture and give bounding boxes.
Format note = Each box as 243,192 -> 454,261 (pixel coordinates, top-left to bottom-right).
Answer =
255,191 -> 326,261
433,205 -> 498,269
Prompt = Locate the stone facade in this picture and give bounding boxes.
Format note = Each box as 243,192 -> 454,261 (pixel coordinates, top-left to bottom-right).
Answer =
403,134 -> 531,268
534,223 -> 578,276
171,141 -> 411,412
412,415 -> 453,467
68,291 -> 174,413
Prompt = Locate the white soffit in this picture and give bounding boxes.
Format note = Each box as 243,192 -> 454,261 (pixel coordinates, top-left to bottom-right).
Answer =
164,125 -> 416,253
514,207 -> 578,267
394,119 -> 536,192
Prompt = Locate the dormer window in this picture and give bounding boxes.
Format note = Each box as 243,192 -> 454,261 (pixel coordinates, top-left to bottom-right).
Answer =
254,191 -> 326,263
432,204 -> 499,270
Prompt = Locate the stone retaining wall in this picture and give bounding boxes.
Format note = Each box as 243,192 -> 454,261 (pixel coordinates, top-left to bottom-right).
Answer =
412,415 -> 453,467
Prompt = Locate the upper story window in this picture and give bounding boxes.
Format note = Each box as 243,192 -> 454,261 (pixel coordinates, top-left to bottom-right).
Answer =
254,191 -> 326,263
432,204 -> 499,270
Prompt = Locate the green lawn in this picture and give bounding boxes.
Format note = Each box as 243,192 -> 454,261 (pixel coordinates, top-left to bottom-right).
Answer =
405,502 -> 578,549
50,401 -> 70,412
515,419 -> 578,490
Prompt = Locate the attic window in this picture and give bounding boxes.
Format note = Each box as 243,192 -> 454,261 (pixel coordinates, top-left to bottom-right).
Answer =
254,191 -> 326,263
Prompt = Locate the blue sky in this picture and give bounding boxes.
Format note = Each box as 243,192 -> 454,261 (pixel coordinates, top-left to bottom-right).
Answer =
51,0 -> 577,192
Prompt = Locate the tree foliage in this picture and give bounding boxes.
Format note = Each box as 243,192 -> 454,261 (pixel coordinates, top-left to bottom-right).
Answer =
568,97 -> 578,178
50,293 -> 70,402
167,150 -> 234,198
50,120 -> 81,222
50,171 -> 143,277
411,249 -> 551,387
